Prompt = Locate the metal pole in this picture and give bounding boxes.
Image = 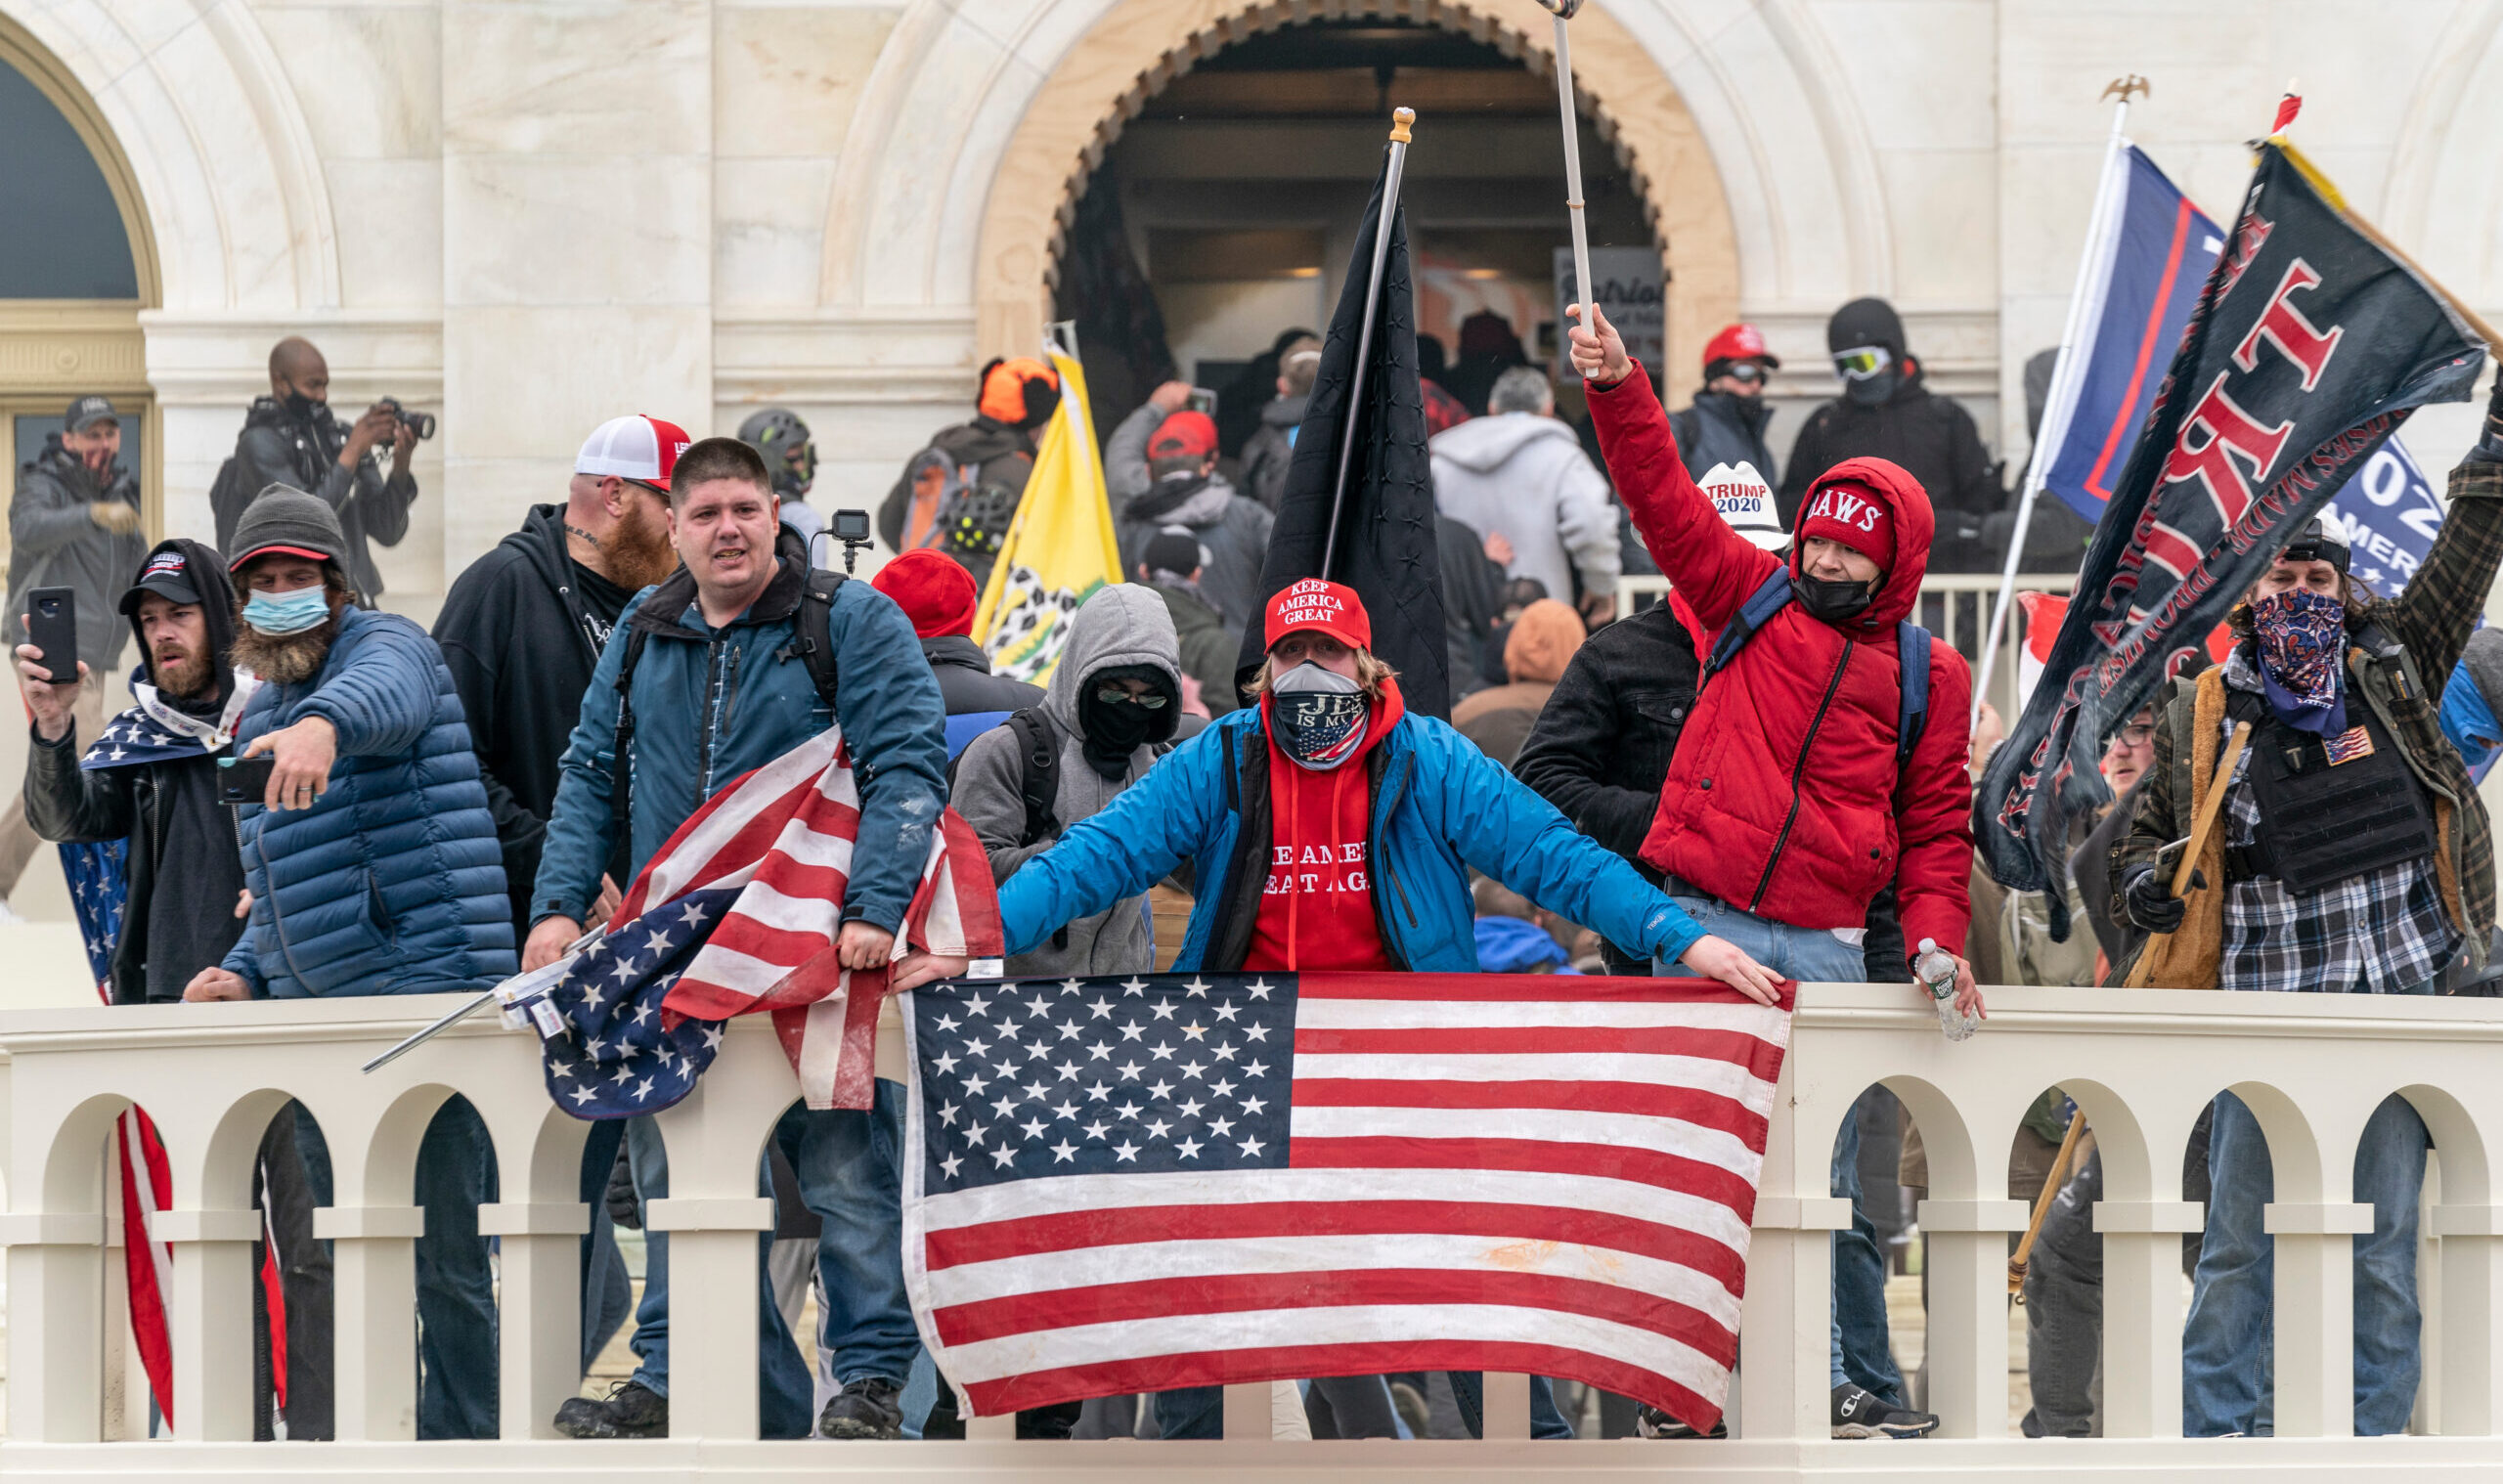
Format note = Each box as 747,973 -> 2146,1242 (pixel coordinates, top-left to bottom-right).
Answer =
1972,79 -> 2145,725
1320,108 -> 1415,580
1545,5 -> 1594,324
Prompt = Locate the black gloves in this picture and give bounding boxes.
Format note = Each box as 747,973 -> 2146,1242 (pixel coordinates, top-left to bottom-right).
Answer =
2125,838 -> 2209,935
603,1142 -> 641,1231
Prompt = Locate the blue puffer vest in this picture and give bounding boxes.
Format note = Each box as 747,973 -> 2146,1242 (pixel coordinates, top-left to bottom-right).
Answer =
222,606 -> 516,997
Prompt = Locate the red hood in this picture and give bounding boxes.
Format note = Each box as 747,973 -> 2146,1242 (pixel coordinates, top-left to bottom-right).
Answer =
1788,457 -> 1935,631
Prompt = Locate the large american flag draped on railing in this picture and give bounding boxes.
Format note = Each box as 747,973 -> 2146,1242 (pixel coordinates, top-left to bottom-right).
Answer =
533,726 -> 1000,1116
900,971 -> 1795,1430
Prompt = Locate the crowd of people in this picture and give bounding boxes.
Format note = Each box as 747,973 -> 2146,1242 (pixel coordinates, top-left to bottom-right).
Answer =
15,286 -> 2503,1444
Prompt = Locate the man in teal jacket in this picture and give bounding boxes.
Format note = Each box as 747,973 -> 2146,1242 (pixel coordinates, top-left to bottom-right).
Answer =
937,579 -> 1775,1441
530,437 -> 947,1443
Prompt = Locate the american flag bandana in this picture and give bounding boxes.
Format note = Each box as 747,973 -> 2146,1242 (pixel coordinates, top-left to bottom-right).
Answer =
532,726 -> 1001,1118
902,970 -> 1795,1430
79,674 -> 260,771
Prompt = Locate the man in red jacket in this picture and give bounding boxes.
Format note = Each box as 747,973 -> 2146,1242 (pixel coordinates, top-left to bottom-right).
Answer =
1572,301 -> 1986,1439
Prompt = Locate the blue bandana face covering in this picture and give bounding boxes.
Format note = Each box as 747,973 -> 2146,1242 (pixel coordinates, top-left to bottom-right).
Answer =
1270,661 -> 1369,771
242,586 -> 330,635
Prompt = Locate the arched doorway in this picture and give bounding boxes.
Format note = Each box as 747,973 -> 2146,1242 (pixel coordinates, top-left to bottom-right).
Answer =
0,17 -> 159,532
972,0 -> 1738,410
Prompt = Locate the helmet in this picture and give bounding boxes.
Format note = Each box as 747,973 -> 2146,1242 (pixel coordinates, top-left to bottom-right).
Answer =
736,408 -> 816,501
1701,323 -> 1778,372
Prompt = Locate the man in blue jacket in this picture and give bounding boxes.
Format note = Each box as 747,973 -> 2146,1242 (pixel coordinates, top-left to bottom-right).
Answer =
180,486 -> 514,1439
926,579 -> 1774,1440
527,437 -> 948,1442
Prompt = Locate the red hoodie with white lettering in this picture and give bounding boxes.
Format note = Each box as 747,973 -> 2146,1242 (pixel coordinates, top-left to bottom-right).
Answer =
1247,678 -> 1409,972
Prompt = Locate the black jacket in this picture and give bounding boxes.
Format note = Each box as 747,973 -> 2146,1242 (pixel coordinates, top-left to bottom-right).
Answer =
9,436 -> 145,670
1668,390 -> 1779,487
1513,602 -> 1909,978
24,539 -> 244,1002
432,503 -> 627,932
1778,369 -> 2002,572
878,417 -> 1037,590
229,397 -> 417,601
1150,581 -> 1241,717
1237,394 -> 1306,511
922,633 -> 1044,718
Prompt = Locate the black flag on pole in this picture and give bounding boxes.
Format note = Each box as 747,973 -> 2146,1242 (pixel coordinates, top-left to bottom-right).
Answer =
1975,141 -> 2485,932
1236,156 -> 1449,720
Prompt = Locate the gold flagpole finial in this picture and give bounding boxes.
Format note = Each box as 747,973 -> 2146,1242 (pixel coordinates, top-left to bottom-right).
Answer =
2101,74 -> 2151,104
1389,108 -> 1415,144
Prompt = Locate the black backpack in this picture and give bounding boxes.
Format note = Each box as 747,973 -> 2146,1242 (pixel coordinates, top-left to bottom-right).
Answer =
209,454 -> 254,552
607,565 -> 846,837
943,707 -> 1061,849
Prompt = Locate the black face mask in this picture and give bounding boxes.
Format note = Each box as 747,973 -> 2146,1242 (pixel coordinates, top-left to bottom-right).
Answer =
1844,369 -> 1900,408
282,386 -> 321,422
1076,672 -> 1175,779
1793,574 -> 1875,625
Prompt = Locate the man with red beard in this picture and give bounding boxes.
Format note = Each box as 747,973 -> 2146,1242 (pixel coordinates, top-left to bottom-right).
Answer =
434,414 -> 688,936
18,538 -> 251,1001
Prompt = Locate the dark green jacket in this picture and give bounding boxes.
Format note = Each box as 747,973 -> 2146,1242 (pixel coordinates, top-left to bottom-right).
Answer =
2115,452 -> 2503,970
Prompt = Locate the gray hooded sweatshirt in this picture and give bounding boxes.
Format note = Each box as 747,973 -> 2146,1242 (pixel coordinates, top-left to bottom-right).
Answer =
953,584 -> 1184,977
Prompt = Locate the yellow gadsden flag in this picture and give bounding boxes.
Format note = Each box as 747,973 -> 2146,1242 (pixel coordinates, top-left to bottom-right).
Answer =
972,339 -> 1121,685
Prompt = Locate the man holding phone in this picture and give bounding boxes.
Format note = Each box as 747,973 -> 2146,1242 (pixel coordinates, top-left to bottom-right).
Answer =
0,394 -> 147,918
1106,381 -> 1273,646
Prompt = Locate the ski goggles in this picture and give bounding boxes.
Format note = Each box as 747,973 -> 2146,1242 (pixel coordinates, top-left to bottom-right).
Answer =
1832,345 -> 1893,380
1719,362 -> 1767,385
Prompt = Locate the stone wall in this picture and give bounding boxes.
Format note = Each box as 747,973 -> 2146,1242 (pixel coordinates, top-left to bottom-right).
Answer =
7,0 -> 2500,597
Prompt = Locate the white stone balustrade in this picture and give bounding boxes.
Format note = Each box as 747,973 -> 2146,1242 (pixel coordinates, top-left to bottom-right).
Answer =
8,982 -> 2503,1479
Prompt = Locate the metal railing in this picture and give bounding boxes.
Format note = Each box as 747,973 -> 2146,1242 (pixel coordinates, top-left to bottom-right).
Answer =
1614,573 -> 2078,721
10,983 -> 2503,1477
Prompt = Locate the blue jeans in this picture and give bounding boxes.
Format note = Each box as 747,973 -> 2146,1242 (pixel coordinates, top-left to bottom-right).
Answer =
1662,896 -> 1901,1402
625,1080 -> 915,1438
415,1098 -> 500,1439
2181,1080 -> 2431,1436
1151,1375 -> 1571,1440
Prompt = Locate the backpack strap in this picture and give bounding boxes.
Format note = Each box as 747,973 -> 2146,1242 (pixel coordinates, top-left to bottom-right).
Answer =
1895,620 -> 1931,767
1702,568 -> 1798,679
608,628 -> 652,845
1006,708 -> 1061,848
776,567 -> 847,710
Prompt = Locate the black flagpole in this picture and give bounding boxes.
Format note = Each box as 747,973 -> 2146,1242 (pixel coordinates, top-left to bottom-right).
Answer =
1320,108 -> 1415,580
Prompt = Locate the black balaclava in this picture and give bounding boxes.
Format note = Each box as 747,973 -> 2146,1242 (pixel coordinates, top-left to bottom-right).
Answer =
1076,662 -> 1178,779
1828,296 -> 1909,409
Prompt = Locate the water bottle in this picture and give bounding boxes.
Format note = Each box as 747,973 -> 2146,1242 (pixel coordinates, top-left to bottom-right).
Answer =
1916,937 -> 1978,1042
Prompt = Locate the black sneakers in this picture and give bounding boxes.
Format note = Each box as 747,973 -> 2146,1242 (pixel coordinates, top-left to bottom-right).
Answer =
1830,1382 -> 1938,1439
817,1377 -> 905,1440
1634,1402 -> 1729,1439
553,1379 -> 668,1439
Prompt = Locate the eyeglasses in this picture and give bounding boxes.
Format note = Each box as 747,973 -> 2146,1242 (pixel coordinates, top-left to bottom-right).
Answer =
1832,346 -> 1893,381
1096,685 -> 1169,709
2107,722 -> 2155,748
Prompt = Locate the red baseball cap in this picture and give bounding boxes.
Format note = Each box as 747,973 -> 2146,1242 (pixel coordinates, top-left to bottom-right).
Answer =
1147,411 -> 1218,461
1264,579 -> 1372,652
1702,322 -> 1779,371
576,414 -> 693,493
870,548 -> 978,638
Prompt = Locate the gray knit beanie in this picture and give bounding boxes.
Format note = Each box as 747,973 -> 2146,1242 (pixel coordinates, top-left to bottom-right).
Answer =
229,485 -> 349,577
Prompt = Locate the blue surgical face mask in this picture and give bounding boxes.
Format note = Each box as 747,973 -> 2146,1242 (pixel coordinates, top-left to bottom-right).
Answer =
242,586 -> 331,635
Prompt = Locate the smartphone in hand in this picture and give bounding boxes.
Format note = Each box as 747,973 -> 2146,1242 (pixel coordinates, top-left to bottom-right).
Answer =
23,587 -> 76,685
218,755 -> 278,807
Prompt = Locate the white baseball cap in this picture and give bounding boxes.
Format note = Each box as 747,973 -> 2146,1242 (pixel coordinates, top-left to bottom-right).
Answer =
576,414 -> 692,492
1697,460 -> 1787,550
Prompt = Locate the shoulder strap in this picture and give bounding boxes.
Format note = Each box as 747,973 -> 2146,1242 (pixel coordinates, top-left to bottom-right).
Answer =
1007,708 -> 1060,847
1895,621 -> 1931,767
778,567 -> 847,710
1702,568 -> 1797,678
609,628 -> 652,843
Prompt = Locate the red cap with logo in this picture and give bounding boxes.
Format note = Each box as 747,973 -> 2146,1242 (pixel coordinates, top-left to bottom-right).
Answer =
1264,578 -> 1372,652
1702,323 -> 1779,371
1147,411 -> 1218,461
1797,479 -> 1896,574
576,414 -> 693,493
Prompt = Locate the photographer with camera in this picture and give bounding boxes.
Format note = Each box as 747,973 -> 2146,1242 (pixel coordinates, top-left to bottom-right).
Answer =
213,335 -> 422,603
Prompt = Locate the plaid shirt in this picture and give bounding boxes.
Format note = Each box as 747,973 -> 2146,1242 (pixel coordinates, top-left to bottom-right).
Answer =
2217,651 -> 2458,993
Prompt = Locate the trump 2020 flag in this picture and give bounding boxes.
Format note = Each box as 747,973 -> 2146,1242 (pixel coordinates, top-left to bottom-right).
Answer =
901,971 -> 1794,1431
2319,438 -> 2444,595
530,727 -> 1000,1116
1976,140 -> 2485,924
974,334 -> 1122,686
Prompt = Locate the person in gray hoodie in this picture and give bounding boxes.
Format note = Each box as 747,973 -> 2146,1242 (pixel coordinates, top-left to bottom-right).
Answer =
1427,365 -> 1621,624
951,584 -> 1183,977
1106,384 -> 1273,640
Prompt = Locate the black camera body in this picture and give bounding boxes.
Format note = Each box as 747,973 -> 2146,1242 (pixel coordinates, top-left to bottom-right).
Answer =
376,397 -> 436,442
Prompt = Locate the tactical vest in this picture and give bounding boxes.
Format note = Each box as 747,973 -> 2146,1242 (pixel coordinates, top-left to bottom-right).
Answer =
2224,687 -> 2438,895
